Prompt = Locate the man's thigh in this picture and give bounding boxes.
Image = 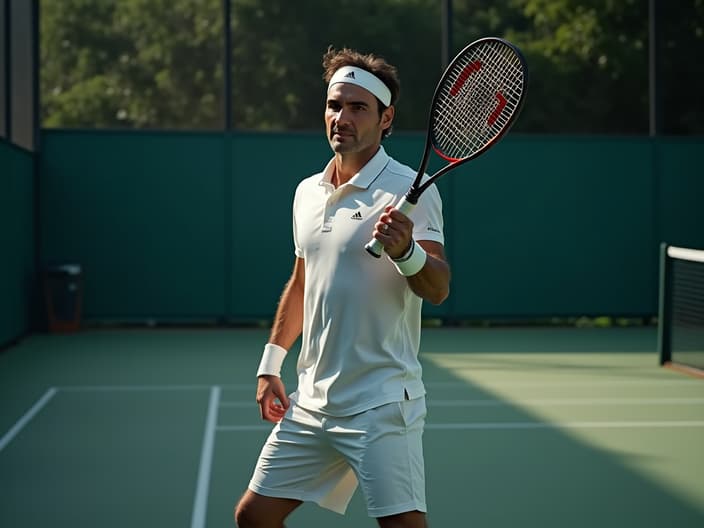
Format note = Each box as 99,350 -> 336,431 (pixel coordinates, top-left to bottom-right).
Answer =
331,398 -> 428,519
247,404 -> 359,514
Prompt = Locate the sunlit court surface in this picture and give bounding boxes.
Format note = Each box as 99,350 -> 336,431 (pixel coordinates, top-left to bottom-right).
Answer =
1,326 -> 702,528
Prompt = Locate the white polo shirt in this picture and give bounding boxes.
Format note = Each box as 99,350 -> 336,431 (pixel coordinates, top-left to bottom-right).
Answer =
290,146 -> 444,416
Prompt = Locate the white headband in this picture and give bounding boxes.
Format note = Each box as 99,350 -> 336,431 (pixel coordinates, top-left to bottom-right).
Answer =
328,66 -> 392,107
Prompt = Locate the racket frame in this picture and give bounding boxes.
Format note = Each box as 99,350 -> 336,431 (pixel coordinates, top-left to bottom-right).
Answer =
365,36 -> 529,257
407,37 -> 529,204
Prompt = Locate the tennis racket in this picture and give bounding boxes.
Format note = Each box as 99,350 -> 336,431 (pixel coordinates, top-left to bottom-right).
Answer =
365,37 -> 528,257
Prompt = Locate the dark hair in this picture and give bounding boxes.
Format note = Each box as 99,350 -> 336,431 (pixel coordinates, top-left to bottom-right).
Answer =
322,47 -> 400,139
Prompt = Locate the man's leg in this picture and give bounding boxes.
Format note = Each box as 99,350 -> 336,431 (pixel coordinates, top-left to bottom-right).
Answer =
234,489 -> 302,528
377,510 -> 428,528
338,399 -> 428,522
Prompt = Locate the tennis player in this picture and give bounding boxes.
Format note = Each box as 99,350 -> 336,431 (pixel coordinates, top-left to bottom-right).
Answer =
234,47 -> 450,528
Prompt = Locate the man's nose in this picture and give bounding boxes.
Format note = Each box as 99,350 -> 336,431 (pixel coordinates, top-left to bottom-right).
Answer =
334,107 -> 351,125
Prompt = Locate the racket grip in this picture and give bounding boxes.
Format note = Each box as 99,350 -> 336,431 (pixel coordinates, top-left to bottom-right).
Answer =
364,196 -> 417,258
365,239 -> 384,258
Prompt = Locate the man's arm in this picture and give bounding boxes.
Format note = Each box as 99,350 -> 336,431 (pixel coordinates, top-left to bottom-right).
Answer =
374,206 -> 450,305
268,257 -> 305,349
406,240 -> 450,305
256,257 -> 305,423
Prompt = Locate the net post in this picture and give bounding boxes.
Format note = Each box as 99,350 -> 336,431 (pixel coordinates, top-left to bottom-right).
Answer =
657,242 -> 672,365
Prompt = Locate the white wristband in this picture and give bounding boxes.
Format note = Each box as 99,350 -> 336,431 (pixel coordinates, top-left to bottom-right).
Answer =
256,343 -> 287,377
390,240 -> 427,276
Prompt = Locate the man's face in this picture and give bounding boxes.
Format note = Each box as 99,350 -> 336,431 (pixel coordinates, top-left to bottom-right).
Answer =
325,83 -> 392,154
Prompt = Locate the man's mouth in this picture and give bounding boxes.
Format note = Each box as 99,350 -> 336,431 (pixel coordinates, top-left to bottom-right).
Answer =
332,129 -> 353,138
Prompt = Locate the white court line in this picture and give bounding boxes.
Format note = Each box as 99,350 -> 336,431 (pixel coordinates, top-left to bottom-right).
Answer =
425,420 -> 704,430
190,386 -> 221,528
216,420 -> 704,432
59,384 -> 214,392
50,379 -> 703,393
426,379 -> 702,388
58,383 -> 252,392
427,397 -> 704,407
220,397 -> 704,409
0,388 -> 58,453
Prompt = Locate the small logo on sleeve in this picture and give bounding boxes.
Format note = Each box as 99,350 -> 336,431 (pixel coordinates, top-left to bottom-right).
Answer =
351,211 -> 363,220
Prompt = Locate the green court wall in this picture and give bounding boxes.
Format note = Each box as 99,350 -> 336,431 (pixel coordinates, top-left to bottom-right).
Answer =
40,131 -> 227,321
38,130 -> 704,323
0,140 -> 35,345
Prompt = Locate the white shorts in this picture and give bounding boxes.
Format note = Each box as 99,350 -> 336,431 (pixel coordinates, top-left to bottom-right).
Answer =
248,397 -> 427,518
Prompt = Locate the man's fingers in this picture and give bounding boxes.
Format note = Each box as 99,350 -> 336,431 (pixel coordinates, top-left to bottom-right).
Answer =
269,378 -> 290,409
379,208 -> 413,237
386,206 -> 412,222
256,376 -> 289,423
260,403 -> 284,422
262,407 -> 286,423
258,393 -> 288,423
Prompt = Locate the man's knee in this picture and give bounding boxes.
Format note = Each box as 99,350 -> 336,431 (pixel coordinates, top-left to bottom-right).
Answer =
234,490 -> 301,528
234,492 -> 266,528
377,510 -> 428,528
233,496 -> 254,528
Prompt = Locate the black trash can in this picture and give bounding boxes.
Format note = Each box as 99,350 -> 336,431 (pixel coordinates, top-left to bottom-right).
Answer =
43,263 -> 83,333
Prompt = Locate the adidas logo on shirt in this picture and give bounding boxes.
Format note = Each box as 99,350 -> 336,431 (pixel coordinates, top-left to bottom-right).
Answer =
350,211 -> 363,220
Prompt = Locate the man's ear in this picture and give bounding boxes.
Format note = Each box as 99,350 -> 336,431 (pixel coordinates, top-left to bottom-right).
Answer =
381,105 -> 395,132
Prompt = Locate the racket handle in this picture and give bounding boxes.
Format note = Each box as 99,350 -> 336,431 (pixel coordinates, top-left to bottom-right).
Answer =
365,239 -> 385,258
364,196 -> 417,258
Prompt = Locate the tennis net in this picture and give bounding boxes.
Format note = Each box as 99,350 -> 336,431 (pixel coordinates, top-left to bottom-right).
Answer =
658,244 -> 704,374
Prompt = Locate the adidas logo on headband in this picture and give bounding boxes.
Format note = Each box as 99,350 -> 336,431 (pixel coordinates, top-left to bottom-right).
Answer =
344,71 -> 355,79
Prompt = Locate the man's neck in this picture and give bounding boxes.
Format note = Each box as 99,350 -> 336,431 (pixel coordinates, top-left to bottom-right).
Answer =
331,146 -> 380,188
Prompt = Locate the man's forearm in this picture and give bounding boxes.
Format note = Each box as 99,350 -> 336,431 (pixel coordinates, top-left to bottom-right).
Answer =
406,241 -> 451,305
268,258 -> 305,350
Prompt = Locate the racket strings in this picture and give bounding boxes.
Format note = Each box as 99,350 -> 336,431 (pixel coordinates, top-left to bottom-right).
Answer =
432,40 -> 525,160
436,46 -> 522,156
436,44 -> 522,152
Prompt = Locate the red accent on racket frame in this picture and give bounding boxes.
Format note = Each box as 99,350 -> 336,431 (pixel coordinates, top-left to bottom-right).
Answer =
449,61 -> 482,96
488,92 -> 507,126
432,145 -> 462,163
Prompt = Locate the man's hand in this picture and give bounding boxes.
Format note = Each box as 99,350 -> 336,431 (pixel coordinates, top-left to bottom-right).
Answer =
256,375 -> 290,423
374,205 -> 414,260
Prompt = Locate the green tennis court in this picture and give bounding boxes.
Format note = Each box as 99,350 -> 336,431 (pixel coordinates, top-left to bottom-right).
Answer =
1,326 -> 702,527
